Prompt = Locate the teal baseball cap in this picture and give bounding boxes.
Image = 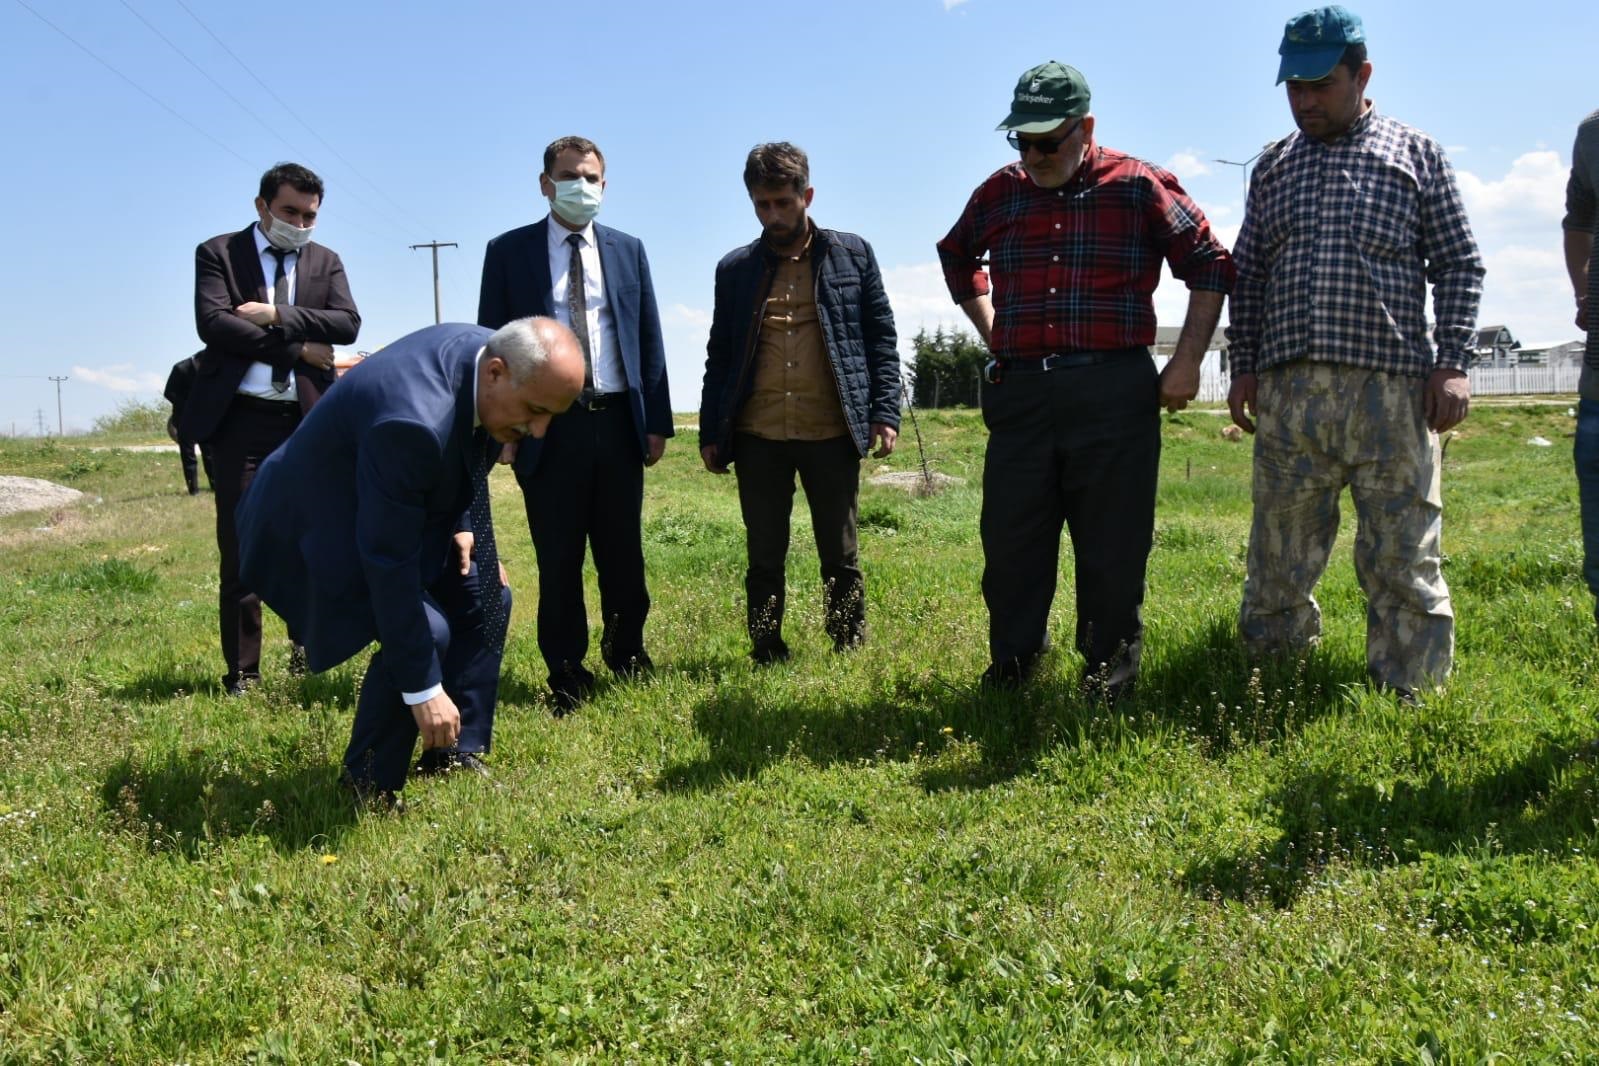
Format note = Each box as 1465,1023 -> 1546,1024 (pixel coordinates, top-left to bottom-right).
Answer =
996,61 -> 1091,133
1276,5 -> 1365,84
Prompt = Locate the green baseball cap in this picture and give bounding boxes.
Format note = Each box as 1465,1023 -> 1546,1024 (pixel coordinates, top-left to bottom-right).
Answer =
1276,5 -> 1365,84
996,61 -> 1091,133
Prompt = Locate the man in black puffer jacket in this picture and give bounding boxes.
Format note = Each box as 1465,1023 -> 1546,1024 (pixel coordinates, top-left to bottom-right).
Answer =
699,142 -> 902,663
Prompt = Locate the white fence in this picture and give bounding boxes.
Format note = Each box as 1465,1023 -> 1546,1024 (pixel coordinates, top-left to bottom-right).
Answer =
1154,355 -> 1581,403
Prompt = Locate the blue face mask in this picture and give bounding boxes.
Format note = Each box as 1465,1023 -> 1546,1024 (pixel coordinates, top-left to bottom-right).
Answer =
550,178 -> 603,227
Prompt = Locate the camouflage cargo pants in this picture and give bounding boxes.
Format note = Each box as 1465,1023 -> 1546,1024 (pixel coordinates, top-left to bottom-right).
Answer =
1238,361 -> 1453,692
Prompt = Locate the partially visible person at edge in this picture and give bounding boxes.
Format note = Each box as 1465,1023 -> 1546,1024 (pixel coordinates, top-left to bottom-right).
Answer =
1566,108 -> 1599,625
699,141 -> 901,664
1226,6 -> 1484,702
180,162 -> 360,696
163,355 -> 214,496
936,61 -> 1234,701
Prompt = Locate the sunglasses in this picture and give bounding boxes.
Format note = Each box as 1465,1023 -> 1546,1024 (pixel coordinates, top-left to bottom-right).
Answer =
1006,122 -> 1082,155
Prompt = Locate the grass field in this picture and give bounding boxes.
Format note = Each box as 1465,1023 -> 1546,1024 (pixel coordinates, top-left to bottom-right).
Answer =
1,399 -> 1595,1063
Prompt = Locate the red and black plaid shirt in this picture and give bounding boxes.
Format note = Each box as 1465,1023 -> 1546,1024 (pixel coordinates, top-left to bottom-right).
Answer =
937,141 -> 1235,359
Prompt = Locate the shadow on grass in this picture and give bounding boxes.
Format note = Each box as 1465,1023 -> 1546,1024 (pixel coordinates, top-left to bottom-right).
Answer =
101,747 -> 358,857
1185,738 -> 1599,906
107,665 -> 216,703
657,616 -> 1370,795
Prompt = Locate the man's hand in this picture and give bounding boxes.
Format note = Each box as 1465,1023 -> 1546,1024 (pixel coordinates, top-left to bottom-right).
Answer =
165,417 -> 181,444
1578,295 -> 1588,332
645,433 -> 667,467
1158,355 -> 1201,413
701,444 -> 728,474
869,423 -> 898,458
1424,368 -> 1470,433
411,692 -> 461,751
1227,373 -> 1258,434
299,342 -> 336,370
235,301 -> 279,327
452,531 -> 474,576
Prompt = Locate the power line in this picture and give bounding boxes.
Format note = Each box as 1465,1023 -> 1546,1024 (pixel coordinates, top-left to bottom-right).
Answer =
12,0 -> 254,168
170,0 -> 439,237
114,0 -> 425,245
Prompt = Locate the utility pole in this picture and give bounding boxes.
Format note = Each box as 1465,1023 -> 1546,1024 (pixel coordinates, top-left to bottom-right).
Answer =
48,375 -> 67,436
410,241 -> 458,324
36,409 -> 47,437
1215,145 -> 1272,195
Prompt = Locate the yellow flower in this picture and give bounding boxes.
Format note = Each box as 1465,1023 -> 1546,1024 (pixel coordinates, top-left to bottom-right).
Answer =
940,726 -> 954,736
320,854 -> 338,865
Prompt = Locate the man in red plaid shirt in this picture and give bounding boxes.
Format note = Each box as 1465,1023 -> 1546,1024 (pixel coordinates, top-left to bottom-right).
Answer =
938,60 -> 1234,698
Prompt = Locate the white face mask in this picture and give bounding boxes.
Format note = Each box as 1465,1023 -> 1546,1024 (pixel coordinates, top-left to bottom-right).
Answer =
263,214 -> 314,252
549,178 -> 603,227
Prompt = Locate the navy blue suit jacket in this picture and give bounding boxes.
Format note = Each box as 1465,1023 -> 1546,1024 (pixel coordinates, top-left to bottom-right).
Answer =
476,218 -> 672,466
236,324 -> 488,692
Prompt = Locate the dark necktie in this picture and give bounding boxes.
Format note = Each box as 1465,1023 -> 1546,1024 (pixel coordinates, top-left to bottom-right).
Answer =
565,233 -> 595,403
469,428 -> 507,653
267,247 -> 292,392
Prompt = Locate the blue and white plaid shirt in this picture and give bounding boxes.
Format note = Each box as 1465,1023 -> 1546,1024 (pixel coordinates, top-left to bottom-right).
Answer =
1227,105 -> 1484,378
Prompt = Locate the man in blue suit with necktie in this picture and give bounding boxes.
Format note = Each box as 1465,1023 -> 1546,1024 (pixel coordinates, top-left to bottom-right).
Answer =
237,317 -> 585,807
478,135 -> 674,712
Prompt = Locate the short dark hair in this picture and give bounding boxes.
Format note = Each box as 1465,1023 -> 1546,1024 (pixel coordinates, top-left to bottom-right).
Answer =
259,162 -> 323,205
543,136 -> 605,177
1338,42 -> 1368,75
743,142 -> 809,194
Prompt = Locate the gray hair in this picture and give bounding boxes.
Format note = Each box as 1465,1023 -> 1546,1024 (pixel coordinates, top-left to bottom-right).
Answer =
485,317 -> 554,387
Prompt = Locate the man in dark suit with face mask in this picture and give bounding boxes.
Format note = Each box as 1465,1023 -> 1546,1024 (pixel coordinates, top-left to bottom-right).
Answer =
181,162 -> 361,696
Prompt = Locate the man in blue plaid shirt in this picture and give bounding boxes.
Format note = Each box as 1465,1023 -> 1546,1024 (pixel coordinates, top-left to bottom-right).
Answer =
1226,5 -> 1484,700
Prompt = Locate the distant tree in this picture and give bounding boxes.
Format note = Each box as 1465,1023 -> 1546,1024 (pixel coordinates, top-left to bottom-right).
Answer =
909,326 -> 988,408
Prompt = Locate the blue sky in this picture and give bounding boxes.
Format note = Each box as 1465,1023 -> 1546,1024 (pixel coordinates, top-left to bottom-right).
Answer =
0,0 -> 1589,434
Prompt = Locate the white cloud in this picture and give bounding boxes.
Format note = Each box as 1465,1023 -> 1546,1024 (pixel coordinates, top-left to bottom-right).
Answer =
882,261 -> 970,355
1164,151 -> 1212,181
71,364 -> 163,393
1456,150 -> 1567,234
665,303 -> 711,328
943,0 -> 970,9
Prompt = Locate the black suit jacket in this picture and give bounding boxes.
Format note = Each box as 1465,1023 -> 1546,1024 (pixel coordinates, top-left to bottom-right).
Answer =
181,225 -> 361,442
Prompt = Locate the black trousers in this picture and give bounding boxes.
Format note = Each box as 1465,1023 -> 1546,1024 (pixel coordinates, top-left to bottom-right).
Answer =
979,354 -> 1160,685
209,395 -> 300,688
731,433 -> 865,648
179,438 -> 215,495
513,400 -> 649,681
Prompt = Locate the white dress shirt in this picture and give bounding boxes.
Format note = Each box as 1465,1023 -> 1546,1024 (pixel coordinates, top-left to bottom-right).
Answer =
237,225 -> 299,401
546,215 -> 624,392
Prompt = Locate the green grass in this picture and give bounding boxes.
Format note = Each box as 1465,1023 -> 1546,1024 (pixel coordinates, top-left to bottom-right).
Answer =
1,401 -> 1596,1062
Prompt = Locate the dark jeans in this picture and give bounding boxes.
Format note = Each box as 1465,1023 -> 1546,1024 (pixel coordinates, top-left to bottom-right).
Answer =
731,433 -> 865,648
345,561 -> 510,792
979,353 -> 1160,686
513,400 -> 649,682
210,395 -> 300,688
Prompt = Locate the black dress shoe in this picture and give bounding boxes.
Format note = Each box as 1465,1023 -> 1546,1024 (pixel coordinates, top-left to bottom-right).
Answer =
340,771 -> 405,814
979,653 -> 1041,691
607,649 -> 655,680
750,638 -> 791,666
549,665 -> 597,716
414,750 -> 491,777
224,675 -> 260,698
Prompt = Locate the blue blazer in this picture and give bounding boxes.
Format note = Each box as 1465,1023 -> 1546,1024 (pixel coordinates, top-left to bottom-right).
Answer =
236,323 -> 488,692
476,217 -> 673,467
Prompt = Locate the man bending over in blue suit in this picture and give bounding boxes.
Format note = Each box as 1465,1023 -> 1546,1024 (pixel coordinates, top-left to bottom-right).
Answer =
237,317 -> 585,809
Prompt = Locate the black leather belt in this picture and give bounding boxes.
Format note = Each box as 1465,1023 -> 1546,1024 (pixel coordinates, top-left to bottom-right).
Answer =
985,347 -> 1145,383
578,391 -> 627,411
232,393 -> 299,414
